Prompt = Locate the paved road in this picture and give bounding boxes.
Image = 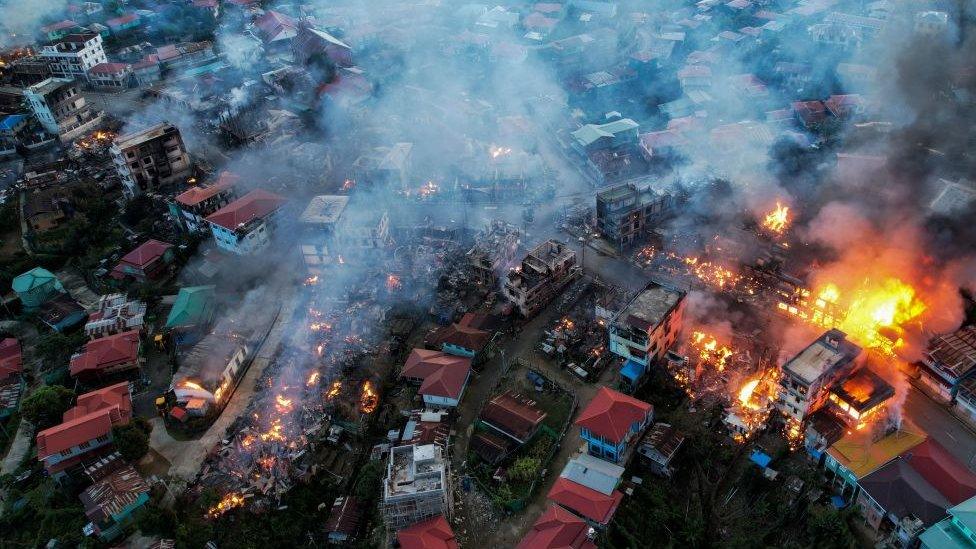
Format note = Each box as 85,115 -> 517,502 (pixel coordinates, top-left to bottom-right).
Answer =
0,420 -> 32,475
904,386 -> 976,470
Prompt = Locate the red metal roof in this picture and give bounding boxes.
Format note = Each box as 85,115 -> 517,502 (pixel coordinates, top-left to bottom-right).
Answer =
206,189 -> 286,230
69,330 -> 141,378
175,171 -> 238,206
0,338 -> 23,382
480,391 -> 547,441
116,239 -> 173,270
574,387 -> 652,444
517,504 -> 596,549
398,515 -> 459,549
547,477 -> 623,525
36,382 -> 131,459
905,439 -> 976,505
106,13 -> 139,27
43,20 -> 78,32
255,10 -> 297,42
88,62 -> 130,75
402,349 -> 470,380
419,361 -> 470,401
428,323 -> 490,352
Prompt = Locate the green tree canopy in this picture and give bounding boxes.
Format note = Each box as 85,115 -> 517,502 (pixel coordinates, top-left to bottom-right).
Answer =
112,423 -> 150,462
20,385 -> 75,429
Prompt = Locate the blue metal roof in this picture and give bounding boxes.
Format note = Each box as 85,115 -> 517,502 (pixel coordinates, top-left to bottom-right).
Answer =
620,359 -> 646,382
750,450 -> 772,468
0,115 -> 26,131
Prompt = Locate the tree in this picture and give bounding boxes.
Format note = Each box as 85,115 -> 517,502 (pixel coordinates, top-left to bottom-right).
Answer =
352,460 -> 383,503
112,424 -> 150,462
135,505 -> 177,536
507,457 -> 541,482
806,506 -> 858,549
20,386 -> 75,429
34,332 -> 87,371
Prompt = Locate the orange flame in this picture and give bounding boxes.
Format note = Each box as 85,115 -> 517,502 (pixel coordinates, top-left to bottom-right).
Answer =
761,202 -> 791,234
207,492 -> 245,518
359,381 -> 378,414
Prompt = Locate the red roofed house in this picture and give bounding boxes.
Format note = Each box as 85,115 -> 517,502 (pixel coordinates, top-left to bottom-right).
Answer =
171,171 -> 238,232
480,390 -> 547,444
35,382 -> 132,479
106,13 -> 142,34
547,476 -> 624,526
0,338 -> 23,384
397,515 -> 459,549
69,330 -> 142,381
426,319 -> 492,363
401,348 -> 471,408
576,387 -> 653,463
792,100 -> 827,130
87,62 -> 132,89
110,239 -> 174,282
824,94 -> 867,120
518,504 -> 597,549
254,10 -> 298,45
292,24 -> 353,68
206,189 -> 287,255
857,438 -> 976,533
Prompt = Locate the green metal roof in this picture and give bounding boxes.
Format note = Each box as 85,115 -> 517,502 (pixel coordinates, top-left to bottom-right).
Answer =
571,118 -> 638,146
11,267 -> 58,293
164,286 -> 216,329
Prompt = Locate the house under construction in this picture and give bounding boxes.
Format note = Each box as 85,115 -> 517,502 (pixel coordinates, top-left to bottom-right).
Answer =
380,444 -> 449,531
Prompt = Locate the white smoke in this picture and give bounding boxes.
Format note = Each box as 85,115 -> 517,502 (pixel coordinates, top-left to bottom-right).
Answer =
0,0 -> 69,48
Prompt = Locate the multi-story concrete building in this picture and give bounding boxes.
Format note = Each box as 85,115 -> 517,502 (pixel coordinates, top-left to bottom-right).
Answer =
86,62 -> 132,89
502,239 -> 579,317
205,189 -> 287,255
170,171 -> 238,232
607,282 -> 685,388
298,195 -> 349,274
110,122 -> 191,197
466,221 -> 522,288
595,183 -> 673,249
776,329 -> 863,422
40,33 -> 107,80
380,444 -> 449,531
24,78 -> 103,141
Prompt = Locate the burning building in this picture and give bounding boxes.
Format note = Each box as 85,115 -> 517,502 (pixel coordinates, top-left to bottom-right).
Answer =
595,183 -> 673,250
110,122 -> 191,198
607,282 -> 685,389
380,444 -> 449,531
503,239 -> 580,317
827,367 -> 895,431
170,172 -> 239,233
775,329 -> 863,423
171,333 -> 250,411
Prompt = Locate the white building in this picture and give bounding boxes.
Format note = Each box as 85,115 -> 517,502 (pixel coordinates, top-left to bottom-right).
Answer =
171,332 -> 250,406
775,329 -> 863,422
298,195 -> 349,274
40,33 -> 107,80
380,444 -> 449,531
24,78 -> 103,141
205,189 -> 287,255
86,62 -> 132,89
608,282 -> 686,387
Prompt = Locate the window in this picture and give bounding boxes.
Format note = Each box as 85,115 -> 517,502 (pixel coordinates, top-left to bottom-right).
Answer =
60,449 -> 73,456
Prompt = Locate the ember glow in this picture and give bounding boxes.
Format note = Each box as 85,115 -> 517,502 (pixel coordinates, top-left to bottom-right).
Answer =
761,202 -> 791,235
275,394 -> 294,413
418,181 -> 439,198
341,179 -> 355,191
690,330 -> 734,371
306,371 -> 320,387
680,256 -> 742,289
180,380 -> 204,391
490,145 -> 512,158
207,492 -> 245,519
325,380 -> 342,400
359,381 -> 378,414
386,274 -> 402,291
779,277 -> 926,356
304,275 -> 319,286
